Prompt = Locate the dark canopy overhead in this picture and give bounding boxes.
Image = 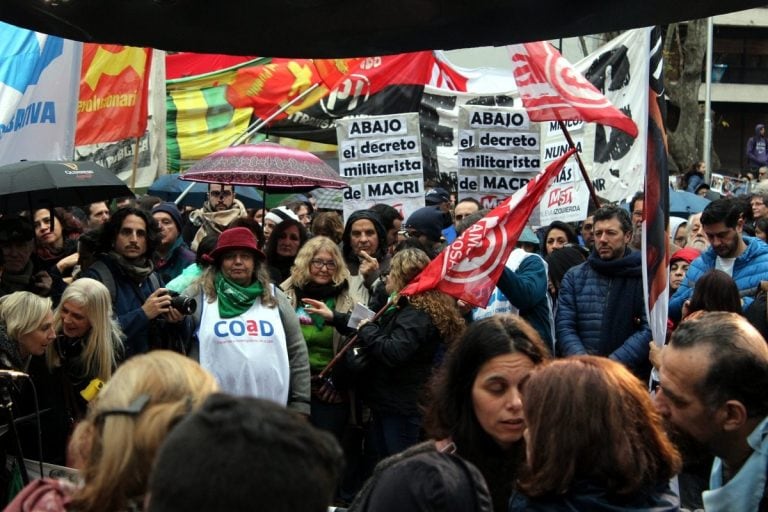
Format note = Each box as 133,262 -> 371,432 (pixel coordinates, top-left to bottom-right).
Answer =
0,0 -> 764,58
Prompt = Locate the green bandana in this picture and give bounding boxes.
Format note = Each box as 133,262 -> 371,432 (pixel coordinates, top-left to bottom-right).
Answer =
215,272 -> 264,318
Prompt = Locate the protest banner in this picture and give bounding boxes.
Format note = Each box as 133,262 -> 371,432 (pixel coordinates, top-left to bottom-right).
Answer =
336,113 -> 424,220
0,22 -> 81,164
457,105 -> 541,209
76,44 -> 152,145
536,120 -> 591,224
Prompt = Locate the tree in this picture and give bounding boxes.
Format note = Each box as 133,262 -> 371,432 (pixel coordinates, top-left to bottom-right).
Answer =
664,19 -> 721,174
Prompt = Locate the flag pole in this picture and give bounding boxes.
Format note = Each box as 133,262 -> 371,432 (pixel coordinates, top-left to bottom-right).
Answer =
229,82 -> 321,147
558,120 -> 601,211
317,299 -> 392,380
129,136 -> 141,190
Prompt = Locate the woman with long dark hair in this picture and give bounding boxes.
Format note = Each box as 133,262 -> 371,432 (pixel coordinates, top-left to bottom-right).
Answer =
264,218 -> 309,284
424,315 -> 550,511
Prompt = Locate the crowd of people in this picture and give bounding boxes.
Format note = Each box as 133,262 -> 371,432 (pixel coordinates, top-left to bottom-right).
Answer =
0,180 -> 765,512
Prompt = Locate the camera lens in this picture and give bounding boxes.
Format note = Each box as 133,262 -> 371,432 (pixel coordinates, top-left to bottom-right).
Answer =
169,294 -> 197,315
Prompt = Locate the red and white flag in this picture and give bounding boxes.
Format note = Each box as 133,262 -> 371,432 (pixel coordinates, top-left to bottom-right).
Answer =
508,42 -> 638,138
400,147 -> 577,308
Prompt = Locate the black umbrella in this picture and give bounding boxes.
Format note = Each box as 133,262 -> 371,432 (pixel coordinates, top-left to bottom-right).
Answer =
0,160 -> 132,214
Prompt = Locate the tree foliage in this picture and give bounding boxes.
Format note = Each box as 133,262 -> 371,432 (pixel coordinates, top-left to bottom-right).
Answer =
664,19 -> 721,174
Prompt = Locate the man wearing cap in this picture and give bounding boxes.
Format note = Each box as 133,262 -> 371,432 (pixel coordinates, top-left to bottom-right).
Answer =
403,206 -> 451,258
183,227 -> 310,414
263,206 -> 299,244
188,183 -> 248,251
425,187 -> 451,213
0,217 -> 66,303
82,207 -> 186,358
152,202 -> 196,284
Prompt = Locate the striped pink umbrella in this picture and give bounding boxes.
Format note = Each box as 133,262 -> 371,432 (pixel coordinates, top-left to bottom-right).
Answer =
180,143 -> 346,191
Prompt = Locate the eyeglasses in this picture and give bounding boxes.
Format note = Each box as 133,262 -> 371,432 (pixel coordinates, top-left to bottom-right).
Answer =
310,259 -> 337,270
209,190 -> 233,198
454,214 -> 467,221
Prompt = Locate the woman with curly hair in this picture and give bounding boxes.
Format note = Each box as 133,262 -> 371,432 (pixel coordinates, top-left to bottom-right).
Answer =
281,236 -> 359,439
355,248 -> 465,460
6,351 -> 218,512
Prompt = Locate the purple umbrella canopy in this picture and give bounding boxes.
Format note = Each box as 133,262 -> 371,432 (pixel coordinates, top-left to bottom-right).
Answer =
180,143 -> 346,192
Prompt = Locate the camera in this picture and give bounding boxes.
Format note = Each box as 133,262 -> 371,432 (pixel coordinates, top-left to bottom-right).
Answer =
168,291 -> 197,315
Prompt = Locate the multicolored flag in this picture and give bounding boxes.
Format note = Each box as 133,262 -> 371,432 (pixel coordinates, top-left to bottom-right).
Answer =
166,59 -> 265,171
226,52 -> 467,144
400,147 -> 577,307
507,42 -> 638,138
643,27 -> 670,348
0,22 -> 81,164
76,44 -> 152,145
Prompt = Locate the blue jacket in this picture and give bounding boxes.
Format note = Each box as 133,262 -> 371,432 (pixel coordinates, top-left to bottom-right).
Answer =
669,236 -> 768,322
82,255 -> 165,358
496,254 -> 554,350
556,249 -> 651,378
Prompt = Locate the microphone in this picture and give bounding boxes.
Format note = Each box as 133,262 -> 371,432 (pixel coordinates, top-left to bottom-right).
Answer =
0,370 -> 29,380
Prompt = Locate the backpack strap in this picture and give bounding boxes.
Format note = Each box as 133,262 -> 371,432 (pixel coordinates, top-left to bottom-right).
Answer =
88,260 -> 117,304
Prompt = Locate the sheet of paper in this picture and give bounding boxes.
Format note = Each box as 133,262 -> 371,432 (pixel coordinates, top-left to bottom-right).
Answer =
348,302 -> 375,328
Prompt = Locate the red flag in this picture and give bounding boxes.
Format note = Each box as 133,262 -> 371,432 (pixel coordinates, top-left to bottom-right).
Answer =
224,52 -> 468,144
400,147 -> 577,308
508,42 -> 638,138
76,44 -> 152,145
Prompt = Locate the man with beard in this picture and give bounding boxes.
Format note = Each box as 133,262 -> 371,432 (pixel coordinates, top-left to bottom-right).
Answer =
669,198 -> 768,323
82,208 -> 186,358
341,210 -> 389,307
686,212 -> 710,251
556,205 -> 652,379
656,312 -> 768,511
187,183 -> 247,251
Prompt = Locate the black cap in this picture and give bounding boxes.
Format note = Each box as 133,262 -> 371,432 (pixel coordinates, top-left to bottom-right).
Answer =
425,187 -> 450,206
0,217 -> 34,244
